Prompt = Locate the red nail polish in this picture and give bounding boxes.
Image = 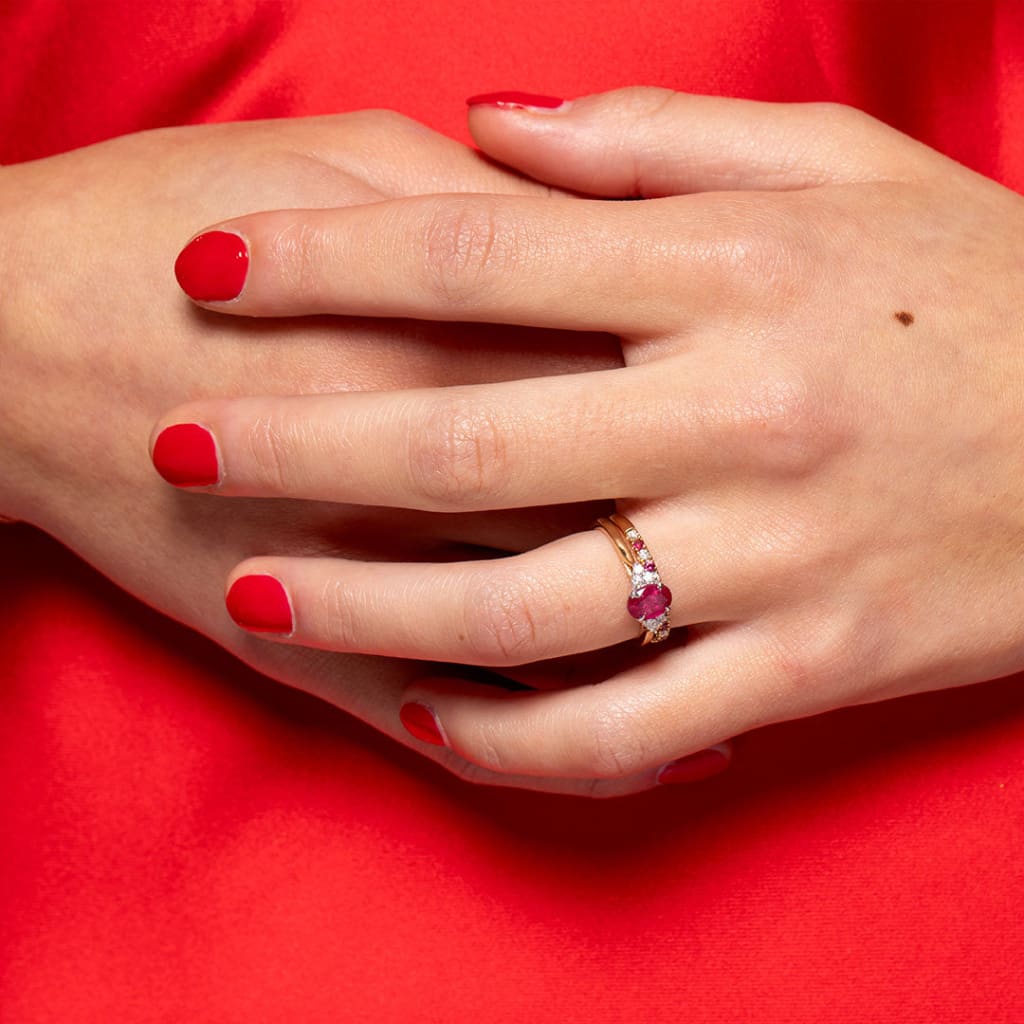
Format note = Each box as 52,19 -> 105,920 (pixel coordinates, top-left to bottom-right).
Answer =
466,91 -> 565,110
400,702 -> 447,746
657,745 -> 731,785
226,575 -> 293,634
152,423 -> 220,487
174,230 -> 249,301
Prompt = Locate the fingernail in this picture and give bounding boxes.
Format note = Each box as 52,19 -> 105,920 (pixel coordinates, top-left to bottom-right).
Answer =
400,702 -> 447,747
466,91 -> 565,110
226,575 -> 294,634
152,423 -> 220,487
657,744 -> 732,785
174,230 -> 249,302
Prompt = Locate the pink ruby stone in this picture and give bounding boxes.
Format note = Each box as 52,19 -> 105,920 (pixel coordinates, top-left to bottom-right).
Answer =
632,540 -> 645,551
627,583 -> 672,621
644,562 -> 656,571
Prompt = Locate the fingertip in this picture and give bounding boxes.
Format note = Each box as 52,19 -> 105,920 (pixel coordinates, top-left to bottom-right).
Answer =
656,742 -> 733,786
466,90 -> 568,111
174,229 -> 250,303
399,701 -> 449,747
225,570 -> 295,636
400,677 -> 530,767
151,422 -> 221,488
464,89 -> 633,197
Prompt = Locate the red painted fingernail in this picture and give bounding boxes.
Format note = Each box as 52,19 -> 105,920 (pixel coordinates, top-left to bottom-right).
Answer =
152,423 -> 220,487
657,744 -> 732,785
174,230 -> 249,301
226,575 -> 294,634
466,91 -> 565,110
400,702 -> 447,747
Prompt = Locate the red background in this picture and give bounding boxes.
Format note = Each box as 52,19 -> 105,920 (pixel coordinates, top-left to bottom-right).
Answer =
2,2 -> 1023,1020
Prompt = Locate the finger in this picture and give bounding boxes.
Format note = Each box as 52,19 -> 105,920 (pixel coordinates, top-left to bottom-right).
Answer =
278,109 -> 556,199
171,190 -> 738,335
220,519 -> 761,667
435,736 -> 733,798
151,360 -> 761,511
397,623 -> 765,784
466,86 -> 942,197
251,638 -> 733,799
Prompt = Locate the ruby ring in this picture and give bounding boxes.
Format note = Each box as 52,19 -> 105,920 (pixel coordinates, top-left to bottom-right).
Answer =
594,513 -> 672,645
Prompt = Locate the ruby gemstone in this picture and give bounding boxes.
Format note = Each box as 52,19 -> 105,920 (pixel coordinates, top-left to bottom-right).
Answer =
627,584 -> 672,621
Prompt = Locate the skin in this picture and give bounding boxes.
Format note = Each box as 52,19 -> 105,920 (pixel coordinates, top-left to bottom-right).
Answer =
1,110 -> 673,798
154,87 -> 1024,795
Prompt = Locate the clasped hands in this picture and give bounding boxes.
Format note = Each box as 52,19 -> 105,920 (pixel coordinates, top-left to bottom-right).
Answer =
9,87 -> 1023,797
147,87 -> 1024,795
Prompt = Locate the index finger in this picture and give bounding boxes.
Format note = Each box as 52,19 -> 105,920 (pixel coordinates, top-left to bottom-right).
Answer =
172,192 -> 755,336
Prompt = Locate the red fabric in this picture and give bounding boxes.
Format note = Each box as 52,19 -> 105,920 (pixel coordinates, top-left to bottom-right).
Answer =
3,2 -> 1024,1020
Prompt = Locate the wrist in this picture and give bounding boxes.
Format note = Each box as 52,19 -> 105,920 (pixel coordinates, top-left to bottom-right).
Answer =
0,159 -> 58,525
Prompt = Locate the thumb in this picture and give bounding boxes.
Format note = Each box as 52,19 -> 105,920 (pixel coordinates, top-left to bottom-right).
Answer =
466,86 -> 939,197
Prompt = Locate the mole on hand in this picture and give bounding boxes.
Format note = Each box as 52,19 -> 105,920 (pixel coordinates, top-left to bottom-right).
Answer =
894,311 -> 914,327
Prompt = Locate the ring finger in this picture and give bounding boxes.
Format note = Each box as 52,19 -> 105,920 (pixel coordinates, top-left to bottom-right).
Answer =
222,512 -> 763,666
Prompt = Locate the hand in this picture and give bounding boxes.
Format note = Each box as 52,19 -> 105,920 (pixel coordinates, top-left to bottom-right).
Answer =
0,111 -> 625,795
155,87 -> 1024,796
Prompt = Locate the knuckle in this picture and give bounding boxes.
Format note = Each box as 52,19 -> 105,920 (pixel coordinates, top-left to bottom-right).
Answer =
462,573 -> 563,665
318,578 -> 362,651
245,409 -> 328,494
348,108 -> 420,135
806,100 -> 878,138
731,371 -> 842,476
754,507 -> 822,581
762,611 -> 860,706
614,86 -> 679,120
405,397 -> 511,510
807,102 -> 929,178
729,199 -> 806,284
579,702 -> 649,779
270,217 -> 329,304
420,197 -> 517,308
690,196 -> 808,300
471,729 -> 510,776
245,412 -> 295,493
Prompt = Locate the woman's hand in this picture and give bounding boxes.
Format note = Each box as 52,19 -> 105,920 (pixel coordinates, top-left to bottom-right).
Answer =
156,87 -> 1024,796
0,111 -> 630,796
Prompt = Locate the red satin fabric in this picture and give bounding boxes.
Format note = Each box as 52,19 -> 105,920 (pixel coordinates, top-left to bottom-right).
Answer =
3,2 -> 1024,1020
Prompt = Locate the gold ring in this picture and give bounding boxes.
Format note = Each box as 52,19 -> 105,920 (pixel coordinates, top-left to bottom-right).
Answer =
594,513 -> 672,645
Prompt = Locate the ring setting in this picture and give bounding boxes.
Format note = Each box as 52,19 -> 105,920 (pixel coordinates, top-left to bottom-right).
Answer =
595,513 -> 672,644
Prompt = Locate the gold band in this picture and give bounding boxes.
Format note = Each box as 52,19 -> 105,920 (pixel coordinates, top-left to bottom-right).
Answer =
594,513 -> 636,571
594,513 -> 673,645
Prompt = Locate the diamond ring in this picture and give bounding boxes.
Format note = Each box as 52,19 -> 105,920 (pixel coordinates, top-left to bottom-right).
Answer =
594,513 -> 672,645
